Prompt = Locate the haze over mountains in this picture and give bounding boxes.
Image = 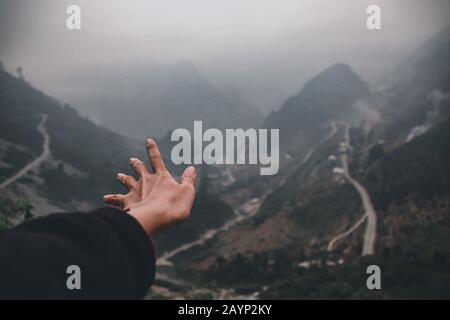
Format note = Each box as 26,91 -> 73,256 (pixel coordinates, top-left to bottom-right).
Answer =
60,62 -> 263,139
157,26 -> 450,299
0,67 -> 236,253
1,20 -> 450,299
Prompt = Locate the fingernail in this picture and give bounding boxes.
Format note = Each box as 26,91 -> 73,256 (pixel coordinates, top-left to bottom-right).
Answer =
186,166 -> 196,175
129,157 -> 138,164
146,138 -> 155,147
116,173 -> 124,179
103,195 -> 109,200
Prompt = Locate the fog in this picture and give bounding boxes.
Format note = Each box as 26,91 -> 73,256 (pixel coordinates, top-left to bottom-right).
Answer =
1,0 -> 449,114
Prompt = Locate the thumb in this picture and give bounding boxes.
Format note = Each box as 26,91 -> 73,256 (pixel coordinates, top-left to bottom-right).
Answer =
181,166 -> 196,189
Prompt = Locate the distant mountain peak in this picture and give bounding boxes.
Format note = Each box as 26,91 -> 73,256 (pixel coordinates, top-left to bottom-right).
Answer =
263,63 -> 370,143
302,63 -> 369,95
316,62 -> 353,76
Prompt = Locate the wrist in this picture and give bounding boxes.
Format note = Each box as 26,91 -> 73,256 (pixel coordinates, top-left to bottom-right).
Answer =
127,207 -> 160,238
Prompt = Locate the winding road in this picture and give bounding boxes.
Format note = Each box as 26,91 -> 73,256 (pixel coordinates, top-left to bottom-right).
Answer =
327,212 -> 366,252
154,122 -> 345,298
278,122 -> 338,187
302,122 -> 338,165
331,123 -> 377,256
156,197 -> 262,266
0,114 -> 50,190
156,122 -> 339,266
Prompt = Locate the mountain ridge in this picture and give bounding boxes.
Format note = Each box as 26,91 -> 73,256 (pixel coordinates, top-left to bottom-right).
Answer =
263,63 -> 370,145
0,69 -> 235,254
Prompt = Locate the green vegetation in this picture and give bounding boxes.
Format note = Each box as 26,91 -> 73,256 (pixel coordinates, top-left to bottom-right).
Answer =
0,217 -> 10,232
0,198 -> 35,231
14,198 -> 34,221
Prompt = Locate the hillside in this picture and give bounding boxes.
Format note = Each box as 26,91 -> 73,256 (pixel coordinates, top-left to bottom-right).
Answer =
168,106 -> 450,300
381,27 -> 450,143
155,29 -> 450,299
0,70 -> 142,211
0,69 -> 234,253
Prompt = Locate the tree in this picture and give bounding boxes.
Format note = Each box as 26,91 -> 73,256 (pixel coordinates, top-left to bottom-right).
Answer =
13,198 -> 34,220
0,217 -> 10,232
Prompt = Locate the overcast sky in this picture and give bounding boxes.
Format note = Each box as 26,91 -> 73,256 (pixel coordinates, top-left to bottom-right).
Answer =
1,0 -> 449,112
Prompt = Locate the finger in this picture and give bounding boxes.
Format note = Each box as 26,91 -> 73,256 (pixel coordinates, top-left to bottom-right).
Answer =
103,194 -> 126,208
146,138 -> 167,174
116,173 -> 137,190
129,157 -> 149,178
181,166 -> 196,189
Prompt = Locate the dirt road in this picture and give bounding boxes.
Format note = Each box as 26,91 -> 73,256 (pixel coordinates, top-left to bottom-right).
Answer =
339,124 -> 377,256
0,114 -> 50,190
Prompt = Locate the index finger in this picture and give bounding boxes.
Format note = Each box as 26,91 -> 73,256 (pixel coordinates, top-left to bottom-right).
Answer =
146,138 -> 167,174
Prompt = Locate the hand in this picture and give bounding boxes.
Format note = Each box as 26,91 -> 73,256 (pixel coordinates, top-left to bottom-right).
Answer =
103,139 -> 196,237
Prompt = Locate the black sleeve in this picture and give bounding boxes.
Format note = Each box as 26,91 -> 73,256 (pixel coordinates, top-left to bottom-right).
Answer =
0,207 -> 155,299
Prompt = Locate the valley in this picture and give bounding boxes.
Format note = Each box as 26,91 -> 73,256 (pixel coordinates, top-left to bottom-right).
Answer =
1,24 -> 450,300
147,40 -> 450,297
149,120 -> 366,299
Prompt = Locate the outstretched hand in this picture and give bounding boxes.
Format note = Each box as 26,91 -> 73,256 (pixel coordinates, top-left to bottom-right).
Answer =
103,139 -> 196,237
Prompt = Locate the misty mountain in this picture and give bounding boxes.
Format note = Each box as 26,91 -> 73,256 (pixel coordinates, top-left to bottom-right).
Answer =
0,69 -> 234,252
63,62 -> 263,139
1,21 -> 449,300
167,28 -> 450,299
0,70 -> 145,212
386,25 -> 450,87
381,26 -> 450,142
263,63 -> 370,144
